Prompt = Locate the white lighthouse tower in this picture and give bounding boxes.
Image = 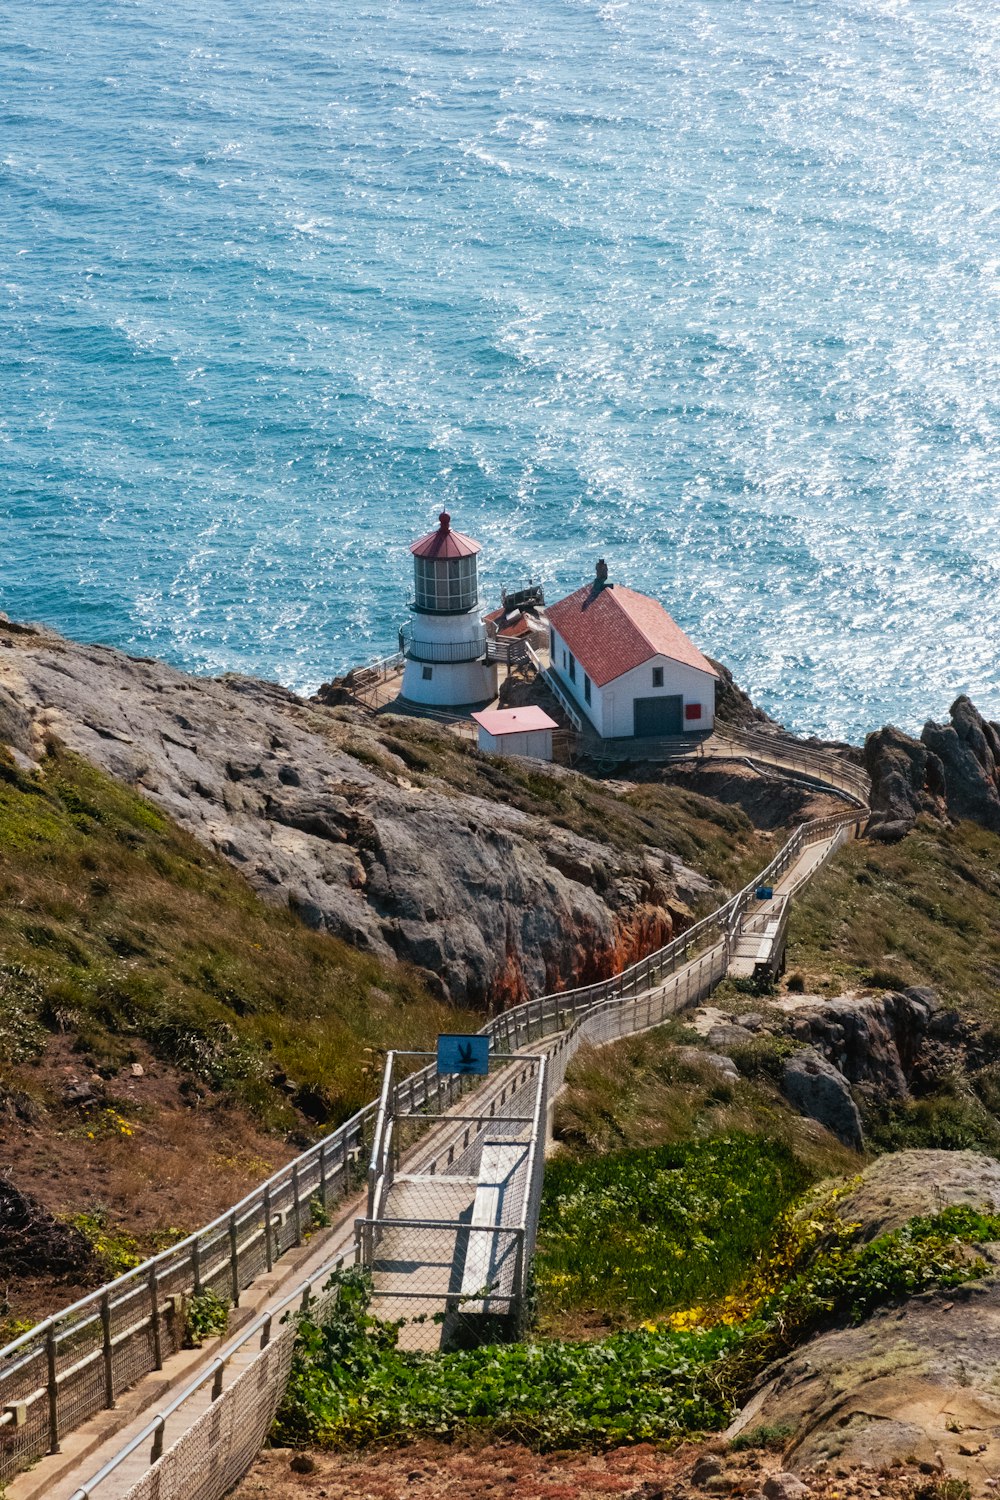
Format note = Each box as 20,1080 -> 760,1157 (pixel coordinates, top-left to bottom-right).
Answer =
399,512 -> 498,708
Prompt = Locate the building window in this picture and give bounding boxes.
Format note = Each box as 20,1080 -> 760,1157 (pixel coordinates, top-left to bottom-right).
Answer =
652,666 -> 664,688
550,626 -> 556,658
584,674 -> 591,704
422,665 -> 433,680
568,653 -> 576,684
562,649 -> 567,669
685,702 -> 701,721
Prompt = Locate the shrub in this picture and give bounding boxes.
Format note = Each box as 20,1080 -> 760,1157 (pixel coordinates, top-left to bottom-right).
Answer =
537,1135 -> 812,1324
65,1211 -> 142,1280
183,1289 -> 230,1347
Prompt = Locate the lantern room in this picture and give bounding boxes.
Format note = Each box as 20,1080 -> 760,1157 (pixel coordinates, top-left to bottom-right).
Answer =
411,512 -> 481,614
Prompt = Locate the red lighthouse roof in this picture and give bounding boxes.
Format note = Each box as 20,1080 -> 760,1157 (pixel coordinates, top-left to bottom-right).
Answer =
410,511 -> 481,560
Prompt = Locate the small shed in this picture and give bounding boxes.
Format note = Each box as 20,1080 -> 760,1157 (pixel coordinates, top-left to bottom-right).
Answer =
471,706 -> 557,761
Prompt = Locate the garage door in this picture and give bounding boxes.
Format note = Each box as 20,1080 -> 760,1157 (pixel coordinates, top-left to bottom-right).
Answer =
633,695 -> 683,736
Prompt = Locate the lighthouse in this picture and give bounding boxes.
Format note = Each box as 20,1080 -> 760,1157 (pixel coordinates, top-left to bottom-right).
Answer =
399,512 -> 499,708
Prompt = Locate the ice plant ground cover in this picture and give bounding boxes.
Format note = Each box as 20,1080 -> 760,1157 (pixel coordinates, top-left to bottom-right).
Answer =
275,1178 -> 1000,1451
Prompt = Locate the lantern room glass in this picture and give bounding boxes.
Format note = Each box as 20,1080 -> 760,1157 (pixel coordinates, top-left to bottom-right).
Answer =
413,553 -> 479,613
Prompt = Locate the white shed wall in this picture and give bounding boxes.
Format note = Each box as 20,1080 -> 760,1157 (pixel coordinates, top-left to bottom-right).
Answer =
477,728 -> 553,760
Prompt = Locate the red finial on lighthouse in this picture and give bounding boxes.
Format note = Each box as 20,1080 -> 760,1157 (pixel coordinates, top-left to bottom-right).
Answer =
439,511 -> 451,532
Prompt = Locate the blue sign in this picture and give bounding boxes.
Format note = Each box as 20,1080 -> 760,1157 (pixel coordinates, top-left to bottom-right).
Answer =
437,1034 -> 489,1076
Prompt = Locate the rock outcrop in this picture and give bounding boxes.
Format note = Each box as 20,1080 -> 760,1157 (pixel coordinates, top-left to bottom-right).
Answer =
922,694 -> 1000,832
0,620 -> 706,1009
708,658 -> 779,730
780,1047 -> 863,1151
863,725 -> 946,841
865,695 -> 1000,839
728,1150 -> 1000,1495
694,988 -> 980,1150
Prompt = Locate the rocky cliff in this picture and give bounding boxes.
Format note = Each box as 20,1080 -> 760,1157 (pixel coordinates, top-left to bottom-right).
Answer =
0,619 -> 719,1009
866,694 -> 1000,840
728,1150 -> 1000,1495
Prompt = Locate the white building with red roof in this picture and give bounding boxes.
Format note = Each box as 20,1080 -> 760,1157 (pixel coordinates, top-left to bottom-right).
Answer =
399,512 -> 499,707
471,705 -> 557,761
546,562 -> 718,738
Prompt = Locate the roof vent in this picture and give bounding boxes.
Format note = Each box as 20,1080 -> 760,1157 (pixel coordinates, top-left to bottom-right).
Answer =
438,511 -> 451,533
593,558 -> 610,592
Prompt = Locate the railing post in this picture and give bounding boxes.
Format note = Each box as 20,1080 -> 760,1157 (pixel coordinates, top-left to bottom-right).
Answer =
149,1265 -> 163,1371
263,1185 -> 274,1272
229,1213 -> 240,1306
101,1292 -> 115,1409
46,1324 -> 60,1453
212,1361 -> 224,1400
292,1163 -> 303,1247
192,1237 -> 202,1295
151,1414 -> 165,1463
319,1140 -> 328,1210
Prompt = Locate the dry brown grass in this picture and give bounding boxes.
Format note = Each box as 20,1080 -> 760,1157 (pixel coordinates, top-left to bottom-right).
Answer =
553,1029 -> 858,1180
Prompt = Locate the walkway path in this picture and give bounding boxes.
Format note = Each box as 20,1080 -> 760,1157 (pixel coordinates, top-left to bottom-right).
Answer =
10,753 -> 868,1500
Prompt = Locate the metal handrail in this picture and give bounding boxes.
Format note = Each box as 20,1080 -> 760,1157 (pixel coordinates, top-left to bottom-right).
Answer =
400,629 -> 487,664
66,799 -> 864,1500
0,733 -> 870,1488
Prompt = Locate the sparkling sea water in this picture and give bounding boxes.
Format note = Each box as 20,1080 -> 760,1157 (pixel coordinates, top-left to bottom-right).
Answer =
2,0 -> 998,742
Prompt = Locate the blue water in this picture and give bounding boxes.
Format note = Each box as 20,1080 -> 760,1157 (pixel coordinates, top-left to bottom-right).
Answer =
2,0 -> 998,742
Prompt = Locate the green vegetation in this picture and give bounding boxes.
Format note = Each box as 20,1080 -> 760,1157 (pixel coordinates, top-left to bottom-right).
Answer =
0,746 -> 467,1125
183,1288 -> 230,1347
789,819 -> 1000,1018
537,1136 -> 811,1326
551,1026 -> 856,1175
276,1207 -> 996,1451
66,1210 -> 142,1279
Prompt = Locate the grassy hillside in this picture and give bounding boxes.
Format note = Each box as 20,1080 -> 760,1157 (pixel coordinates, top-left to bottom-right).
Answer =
787,818 -> 1000,1015
0,733 -> 779,1330
0,744 -> 465,1125
0,744 -> 468,1326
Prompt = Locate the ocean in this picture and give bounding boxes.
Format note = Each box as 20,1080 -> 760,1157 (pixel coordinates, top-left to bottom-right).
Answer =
2,0 -> 998,742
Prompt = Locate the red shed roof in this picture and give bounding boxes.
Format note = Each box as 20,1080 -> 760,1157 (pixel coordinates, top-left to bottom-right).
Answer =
472,706 -> 558,736
546,583 -> 718,689
410,511 -> 481,560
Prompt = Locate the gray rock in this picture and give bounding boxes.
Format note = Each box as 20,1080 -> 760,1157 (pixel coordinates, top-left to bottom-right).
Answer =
677,1047 -> 740,1082
707,1023 -> 755,1052
781,1047 -> 863,1150
922,694 -> 1000,832
776,989 -> 954,1104
863,723 -> 946,837
865,696 -> 1000,839
0,622 -> 698,1008
833,1148 -> 1000,1240
762,1477 -> 810,1500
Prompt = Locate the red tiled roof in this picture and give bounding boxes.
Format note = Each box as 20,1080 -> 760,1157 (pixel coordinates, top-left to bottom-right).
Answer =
546,584 -> 718,689
411,511 -> 481,559
472,706 -> 558,736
